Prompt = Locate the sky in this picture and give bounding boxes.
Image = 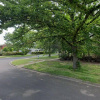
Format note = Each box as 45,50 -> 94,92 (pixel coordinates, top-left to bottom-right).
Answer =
0,28 -> 15,45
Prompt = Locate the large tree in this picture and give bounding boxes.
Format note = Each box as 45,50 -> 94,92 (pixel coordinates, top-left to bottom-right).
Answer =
4,25 -> 36,53
0,0 -> 100,69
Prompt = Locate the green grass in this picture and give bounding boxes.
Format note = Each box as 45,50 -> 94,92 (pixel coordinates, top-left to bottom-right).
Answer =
0,54 -> 35,58
12,55 -> 58,66
12,54 -> 100,84
0,56 -> 6,58
5,54 -> 35,57
1,54 -> 58,58
35,55 -> 58,59
12,58 -> 40,65
24,60 -> 100,84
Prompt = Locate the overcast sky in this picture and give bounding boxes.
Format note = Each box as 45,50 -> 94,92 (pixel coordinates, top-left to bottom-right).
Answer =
0,28 -> 15,45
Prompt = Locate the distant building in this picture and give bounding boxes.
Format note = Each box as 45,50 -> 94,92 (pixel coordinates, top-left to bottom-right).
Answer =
27,48 -> 43,54
0,44 -> 6,50
30,48 -> 42,52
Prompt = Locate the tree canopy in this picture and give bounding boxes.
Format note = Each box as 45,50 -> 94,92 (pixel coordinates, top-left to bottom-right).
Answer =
1,0 -> 100,69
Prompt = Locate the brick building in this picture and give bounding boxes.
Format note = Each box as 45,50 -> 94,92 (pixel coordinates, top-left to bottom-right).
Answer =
0,44 -> 6,50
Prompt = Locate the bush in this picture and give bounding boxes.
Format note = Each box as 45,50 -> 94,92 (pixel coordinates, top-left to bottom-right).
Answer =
76,61 -> 81,69
80,56 -> 100,63
21,49 -> 30,55
80,56 -> 92,62
59,53 -> 73,60
59,54 -> 100,63
2,47 -> 9,52
31,51 -> 44,54
2,52 -> 24,56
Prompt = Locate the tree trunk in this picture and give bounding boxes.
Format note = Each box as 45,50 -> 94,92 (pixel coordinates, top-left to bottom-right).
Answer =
49,52 -> 51,57
72,46 -> 78,69
73,53 -> 78,69
48,46 -> 51,57
67,52 -> 70,57
82,53 -> 85,58
88,51 -> 90,57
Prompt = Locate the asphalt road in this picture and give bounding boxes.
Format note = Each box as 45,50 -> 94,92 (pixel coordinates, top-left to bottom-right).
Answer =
0,57 -> 100,100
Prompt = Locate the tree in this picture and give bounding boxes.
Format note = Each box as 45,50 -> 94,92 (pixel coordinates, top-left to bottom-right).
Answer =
90,24 -> 100,57
4,25 -> 36,54
2,47 -> 9,52
1,0 -> 100,69
35,28 -> 59,57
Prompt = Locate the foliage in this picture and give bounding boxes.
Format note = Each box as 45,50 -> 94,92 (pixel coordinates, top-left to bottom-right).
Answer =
1,0 -> 100,68
31,51 -> 44,55
4,25 -> 36,53
2,47 -> 9,52
0,52 -> 2,56
2,52 -> 23,56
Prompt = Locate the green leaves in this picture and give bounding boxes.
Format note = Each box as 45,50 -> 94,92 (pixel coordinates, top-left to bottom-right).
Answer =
0,0 -> 100,67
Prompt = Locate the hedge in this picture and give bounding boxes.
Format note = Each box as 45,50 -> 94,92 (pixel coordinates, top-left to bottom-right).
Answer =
2,52 -> 24,56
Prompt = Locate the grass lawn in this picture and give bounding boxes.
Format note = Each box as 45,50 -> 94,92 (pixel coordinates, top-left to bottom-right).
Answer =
35,55 -> 58,59
0,54 -> 58,58
12,55 -> 58,66
24,60 -> 100,84
0,56 -> 6,58
12,55 -> 100,84
12,58 -> 41,66
5,54 -> 35,57
0,54 -> 35,58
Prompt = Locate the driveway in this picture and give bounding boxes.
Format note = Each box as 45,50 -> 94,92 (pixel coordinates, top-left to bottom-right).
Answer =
0,57 -> 100,100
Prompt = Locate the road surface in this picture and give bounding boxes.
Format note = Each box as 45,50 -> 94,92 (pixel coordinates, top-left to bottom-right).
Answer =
0,56 -> 100,100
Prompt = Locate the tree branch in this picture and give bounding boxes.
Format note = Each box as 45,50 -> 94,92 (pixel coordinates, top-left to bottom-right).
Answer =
77,34 -> 94,44
86,11 -> 100,25
73,3 -> 100,42
61,37 -> 73,47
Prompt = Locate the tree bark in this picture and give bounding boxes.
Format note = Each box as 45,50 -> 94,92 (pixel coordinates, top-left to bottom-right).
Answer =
72,46 -> 78,69
49,52 -> 51,57
73,52 -> 78,69
48,46 -> 51,57
88,51 -> 90,57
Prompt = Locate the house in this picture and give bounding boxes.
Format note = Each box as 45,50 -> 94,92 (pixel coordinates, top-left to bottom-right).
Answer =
27,48 -> 43,55
0,44 -> 6,50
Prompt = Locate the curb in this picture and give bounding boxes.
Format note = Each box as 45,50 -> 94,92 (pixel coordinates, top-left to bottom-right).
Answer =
10,59 -> 100,88
21,67 -> 100,88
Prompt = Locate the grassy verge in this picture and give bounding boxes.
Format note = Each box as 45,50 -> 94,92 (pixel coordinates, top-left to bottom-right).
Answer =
12,55 -> 58,66
12,58 -> 41,66
0,56 -> 6,58
12,54 -> 100,84
35,55 -> 58,59
1,54 -> 58,58
0,54 -> 35,58
24,60 -> 100,84
5,54 -> 35,57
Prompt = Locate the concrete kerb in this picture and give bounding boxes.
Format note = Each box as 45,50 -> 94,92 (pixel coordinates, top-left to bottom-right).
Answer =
10,58 -> 100,88
9,58 -> 45,68
21,67 -> 100,88
10,58 -> 59,68
9,58 -> 32,68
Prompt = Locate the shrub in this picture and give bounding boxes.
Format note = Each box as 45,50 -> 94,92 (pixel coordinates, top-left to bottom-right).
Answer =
2,47 -> 9,52
31,51 -> 44,54
76,61 -> 81,69
59,53 -> 73,60
0,53 -> 2,56
2,52 -> 24,56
